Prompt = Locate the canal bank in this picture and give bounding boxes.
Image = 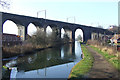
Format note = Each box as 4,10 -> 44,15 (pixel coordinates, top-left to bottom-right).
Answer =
68,44 -> 94,79
2,42 -> 70,59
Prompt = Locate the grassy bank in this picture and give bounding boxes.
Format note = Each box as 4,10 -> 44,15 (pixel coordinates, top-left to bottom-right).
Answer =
90,45 -> 120,71
69,44 -> 93,79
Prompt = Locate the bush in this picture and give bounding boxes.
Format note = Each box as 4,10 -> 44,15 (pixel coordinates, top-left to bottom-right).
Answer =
87,40 -> 117,55
62,33 -> 70,43
27,31 -> 47,46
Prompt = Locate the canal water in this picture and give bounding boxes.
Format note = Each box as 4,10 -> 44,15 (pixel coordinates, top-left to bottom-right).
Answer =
4,41 -> 82,78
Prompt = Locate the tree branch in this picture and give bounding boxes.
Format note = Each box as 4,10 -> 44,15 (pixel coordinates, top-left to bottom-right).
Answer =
0,0 -> 10,9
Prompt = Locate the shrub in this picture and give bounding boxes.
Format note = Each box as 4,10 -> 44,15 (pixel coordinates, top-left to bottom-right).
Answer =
87,40 -> 117,55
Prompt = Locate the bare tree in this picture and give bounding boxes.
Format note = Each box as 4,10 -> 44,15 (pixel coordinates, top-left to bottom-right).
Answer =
98,25 -> 103,29
0,0 -> 10,9
76,35 -> 82,41
62,33 -> 70,43
108,25 -> 119,34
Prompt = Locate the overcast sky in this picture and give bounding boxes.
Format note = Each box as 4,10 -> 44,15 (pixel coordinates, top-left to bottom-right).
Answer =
0,0 -> 119,36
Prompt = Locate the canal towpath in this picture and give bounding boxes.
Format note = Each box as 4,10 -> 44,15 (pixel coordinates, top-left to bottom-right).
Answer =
85,45 -> 119,79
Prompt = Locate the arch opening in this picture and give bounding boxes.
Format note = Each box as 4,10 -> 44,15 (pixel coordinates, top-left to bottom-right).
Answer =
46,25 -> 61,43
46,26 -> 52,36
27,23 -> 37,36
61,28 -> 71,38
61,28 -> 65,38
3,20 -> 18,35
75,29 -> 83,42
46,25 -> 60,37
61,27 -> 72,42
3,20 -> 22,46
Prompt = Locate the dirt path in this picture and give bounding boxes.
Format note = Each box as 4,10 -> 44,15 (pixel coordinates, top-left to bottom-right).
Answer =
85,45 -> 119,79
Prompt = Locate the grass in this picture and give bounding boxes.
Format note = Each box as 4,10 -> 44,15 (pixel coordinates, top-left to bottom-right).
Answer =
90,45 -> 120,71
69,44 -> 93,79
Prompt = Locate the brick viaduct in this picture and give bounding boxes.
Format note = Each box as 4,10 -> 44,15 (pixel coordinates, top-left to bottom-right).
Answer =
0,12 -> 113,42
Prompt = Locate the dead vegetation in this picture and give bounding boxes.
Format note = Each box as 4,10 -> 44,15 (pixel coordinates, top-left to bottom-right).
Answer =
2,31 -> 70,58
87,40 -> 119,56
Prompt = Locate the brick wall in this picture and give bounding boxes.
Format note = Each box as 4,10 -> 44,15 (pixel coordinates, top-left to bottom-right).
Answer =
2,33 -> 22,46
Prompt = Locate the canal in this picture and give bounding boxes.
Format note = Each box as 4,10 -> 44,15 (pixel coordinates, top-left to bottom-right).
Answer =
3,41 -> 82,78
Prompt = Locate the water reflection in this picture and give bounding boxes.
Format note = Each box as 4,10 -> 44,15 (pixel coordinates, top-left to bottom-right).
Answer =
16,62 -> 76,78
61,47 -> 64,59
4,41 -> 82,78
